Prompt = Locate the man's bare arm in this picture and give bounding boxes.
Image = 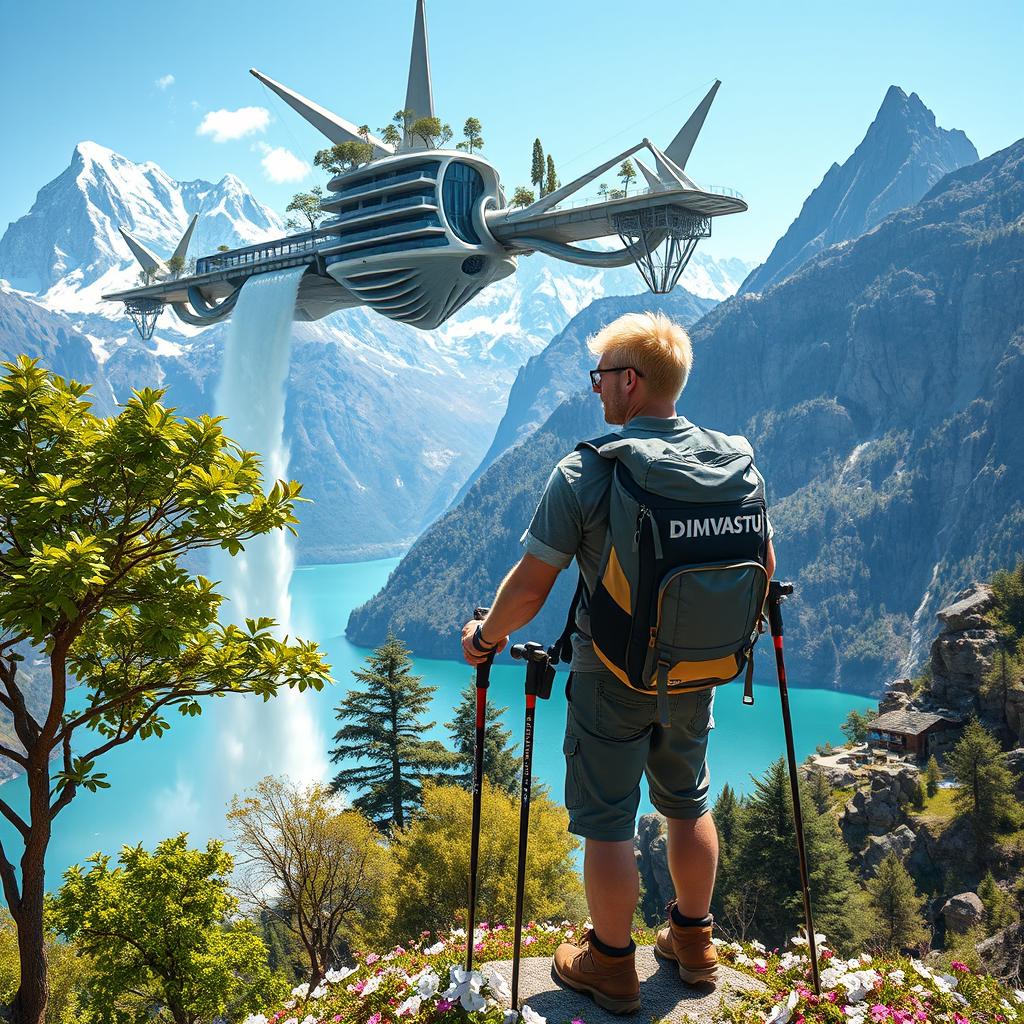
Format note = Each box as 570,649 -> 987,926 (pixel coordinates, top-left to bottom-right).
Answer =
460,554 -> 562,665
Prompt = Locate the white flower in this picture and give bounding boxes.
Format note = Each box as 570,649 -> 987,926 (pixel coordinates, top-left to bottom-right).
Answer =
791,931 -> 826,947
1014,989 -> 1024,1004
727,941 -> 744,953
282,1001 -> 297,1011
953,993 -> 969,1006
764,989 -> 799,1024
521,1005 -> 546,1024
887,970 -> 906,985
859,953 -> 872,964
751,939 -> 767,953
396,995 -> 422,1016
413,968 -> 440,999
325,966 -> 356,984
450,927 -> 467,939
485,966 -> 511,1002
291,982 -> 310,999
838,969 -> 881,1004
283,1019 -> 298,1024
362,974 -> 382,995
712,937 -> 726,947
244,1016 -> 269,1024
819,966 -> 843,991
425,941 -> 446,955
933,973 -> 958,994
301,1017 -> 316,1024
442,966 -> 486,1013
753,957 -> 768,970
734,951 -> 753,966
910,959 -> 933,980
309,984 -> 328,1000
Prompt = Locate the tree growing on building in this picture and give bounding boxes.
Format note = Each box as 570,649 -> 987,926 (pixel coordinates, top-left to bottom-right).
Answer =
511,186 -> 535,208
0,357 -> 329,1024
531,139 -> 545,197
445,681 -> 521,794
457,117 -> 484,154
50,835 -> 284,1024
409,116 -> 452,149
545,153 -> 558,195
618,159 -> 637,196
286,186 -> 326,243
226,776 -> 395,988
165,253 -> 186,279
314,143 -> 373,175
379,123 -> 402,148
329,632 -> 456,830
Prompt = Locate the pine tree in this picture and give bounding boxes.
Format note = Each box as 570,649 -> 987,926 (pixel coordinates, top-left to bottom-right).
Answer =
329,632 -> 457,830
978,871 -> 1012,936
925,755 -> 942,797
864,851 -> 929,953
947,718 -> 1018,840
444,681 -> 522,795
806,769 -> 834,814
531,139 -> 545,197
989,559 -> 1024,638
545,153 -> 558,195
731,758 -> 869,952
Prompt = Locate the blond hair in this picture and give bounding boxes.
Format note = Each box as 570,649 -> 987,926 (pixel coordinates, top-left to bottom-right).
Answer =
588,311 -> 693,400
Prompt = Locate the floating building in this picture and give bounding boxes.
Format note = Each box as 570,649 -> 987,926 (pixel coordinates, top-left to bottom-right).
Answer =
106,0 -> 746,339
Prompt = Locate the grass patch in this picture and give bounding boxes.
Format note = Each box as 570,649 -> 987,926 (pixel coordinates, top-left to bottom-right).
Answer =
908,785 -> 958,828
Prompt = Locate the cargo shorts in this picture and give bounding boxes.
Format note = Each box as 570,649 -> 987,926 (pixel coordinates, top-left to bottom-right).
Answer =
563,669 -> 714,842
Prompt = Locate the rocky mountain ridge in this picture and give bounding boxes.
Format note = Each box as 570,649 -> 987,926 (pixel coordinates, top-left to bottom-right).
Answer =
741,86 -> 978,295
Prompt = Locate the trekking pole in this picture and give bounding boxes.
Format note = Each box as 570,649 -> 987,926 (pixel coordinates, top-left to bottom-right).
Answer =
767,581 -> 821,995
509,641 -> 555,1010
466,606 -> 493,973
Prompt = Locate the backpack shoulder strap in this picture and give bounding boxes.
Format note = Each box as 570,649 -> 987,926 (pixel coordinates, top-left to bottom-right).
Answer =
575,432 -> 623,456
552,573 -> 586,665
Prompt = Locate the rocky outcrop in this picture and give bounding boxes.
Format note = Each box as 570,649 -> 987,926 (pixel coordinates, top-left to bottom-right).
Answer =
878,678 -> 916,715
634,813 -> 674,924
941,892 -> 986,934
862,824 -> 918,876
842,765 -> 920,834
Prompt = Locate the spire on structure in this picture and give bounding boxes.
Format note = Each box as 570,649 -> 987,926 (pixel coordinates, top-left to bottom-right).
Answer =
665,80 -> 720,171
119,228 -> 165,278
172,215 -> 198,263
250,69 -> 394,157
402,0 -> 435,150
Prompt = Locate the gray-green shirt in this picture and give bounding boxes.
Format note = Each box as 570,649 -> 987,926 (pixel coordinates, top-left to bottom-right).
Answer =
522,414 -> 772,672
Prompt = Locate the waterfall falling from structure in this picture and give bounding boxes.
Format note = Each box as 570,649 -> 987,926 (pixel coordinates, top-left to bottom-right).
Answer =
214,266 -> 326,785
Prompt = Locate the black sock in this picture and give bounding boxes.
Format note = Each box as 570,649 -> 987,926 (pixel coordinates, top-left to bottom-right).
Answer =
671,905 -> 712,928
590,931 -> 635,957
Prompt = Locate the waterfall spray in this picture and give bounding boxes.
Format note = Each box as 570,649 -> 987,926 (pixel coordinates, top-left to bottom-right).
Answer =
214,266 -> 326,783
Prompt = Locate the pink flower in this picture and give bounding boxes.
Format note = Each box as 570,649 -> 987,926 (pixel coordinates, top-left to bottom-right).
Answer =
474,942 -> 484,952
523,936 -> 537,946
795,1015 -> 805,1024
571,1018 -> 586,1024
755,965 -> 767,975
870,1004 -> 889,1022
393,945 -> 406,955
826,992 -> 839,1003
365,953 -> 380,965
367,1014 -> 383,1024
915,1013 -> 928,1022
950,962 -> 969,972
436,999 -> 454,1012
953,1015 -> 970,1024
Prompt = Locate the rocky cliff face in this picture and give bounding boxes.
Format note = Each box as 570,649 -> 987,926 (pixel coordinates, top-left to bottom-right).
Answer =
741,87 -> 978,295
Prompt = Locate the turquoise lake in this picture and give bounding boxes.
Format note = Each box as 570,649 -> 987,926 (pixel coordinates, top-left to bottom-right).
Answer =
0,558 -> 875,887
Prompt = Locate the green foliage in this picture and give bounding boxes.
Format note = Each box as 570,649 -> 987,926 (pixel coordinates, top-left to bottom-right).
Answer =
227,776 -> 396,986
728,758 -> 870,952
863,851 -> 929,953
378,782 -> 584,947
164,253 -> 185,279
989,559 -> 1024,639
947,718 -> 1020,839
329,632 -> 457,829
977,871 -> 1014,936
841,708 -> 875,744
544,153 -> 557,195
285,186 -> 325,234
409,116 -> 452,148
49,835 -> 285,1024
911,779 -> 926,811
314,142 -> 374,175
805,768 -> 834,814
510,186 -> 535,208
379,123 -> 402,148
444,681 -> 521,795
456,117 -> 483,154
925,754 -> 942,797
618,159 -> 637,196
530,139 -> 545,196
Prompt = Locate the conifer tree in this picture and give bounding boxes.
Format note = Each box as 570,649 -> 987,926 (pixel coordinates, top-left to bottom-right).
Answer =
864,851 -> 929,953
806,768 -> 834,814
731,758 -> 869,952
531,139 -> 545,197
989,559 -> 1024,638
947,718 -> 1019,839
444,681 -> 522,795
545,153 -> 558,195
329,632 -> 457,830
977,871 -> 1012,935
925,755 -> 942,797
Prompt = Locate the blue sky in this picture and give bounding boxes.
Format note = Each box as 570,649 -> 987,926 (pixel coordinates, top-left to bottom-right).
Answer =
2,0 -> 1021,264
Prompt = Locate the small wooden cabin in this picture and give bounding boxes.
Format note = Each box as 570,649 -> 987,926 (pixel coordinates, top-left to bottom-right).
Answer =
866,710 -> 958,759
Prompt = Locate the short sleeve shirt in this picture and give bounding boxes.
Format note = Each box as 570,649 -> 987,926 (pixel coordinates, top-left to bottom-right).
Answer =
522,414 -> 772,672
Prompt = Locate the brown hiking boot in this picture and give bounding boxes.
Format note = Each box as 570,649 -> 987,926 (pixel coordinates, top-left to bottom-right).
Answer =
654,902 -> 718,984
552,928 -> 641,1014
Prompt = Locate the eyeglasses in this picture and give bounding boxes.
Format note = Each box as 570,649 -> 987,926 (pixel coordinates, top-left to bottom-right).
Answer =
590,366 -> 643,389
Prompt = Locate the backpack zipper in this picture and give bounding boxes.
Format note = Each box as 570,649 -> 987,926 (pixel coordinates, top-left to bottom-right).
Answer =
633,505 -> 663,559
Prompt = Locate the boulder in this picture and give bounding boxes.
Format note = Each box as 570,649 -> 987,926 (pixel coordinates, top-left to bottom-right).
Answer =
878,689 -> 913,715
936,584 -> 997,632
941,891 -> 985,934
862,824 -> 917,876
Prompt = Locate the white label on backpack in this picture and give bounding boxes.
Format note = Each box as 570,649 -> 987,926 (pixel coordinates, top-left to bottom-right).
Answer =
669,514 -> 763,539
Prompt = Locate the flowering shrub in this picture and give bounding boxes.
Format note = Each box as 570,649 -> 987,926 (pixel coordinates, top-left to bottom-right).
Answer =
717,935 -> 1024,1024
245,923 -> 1023,1024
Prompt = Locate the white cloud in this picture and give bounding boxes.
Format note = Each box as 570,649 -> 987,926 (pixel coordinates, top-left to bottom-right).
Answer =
197,106 -> 270,143
256,142 -> 310,183
155,73 -> 175,90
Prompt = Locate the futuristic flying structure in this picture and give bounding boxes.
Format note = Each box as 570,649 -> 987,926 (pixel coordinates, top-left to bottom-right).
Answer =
106,0 -> 746,339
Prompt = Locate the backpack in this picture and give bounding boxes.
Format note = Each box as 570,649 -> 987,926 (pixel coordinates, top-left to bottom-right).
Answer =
554,426 -> 770,725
